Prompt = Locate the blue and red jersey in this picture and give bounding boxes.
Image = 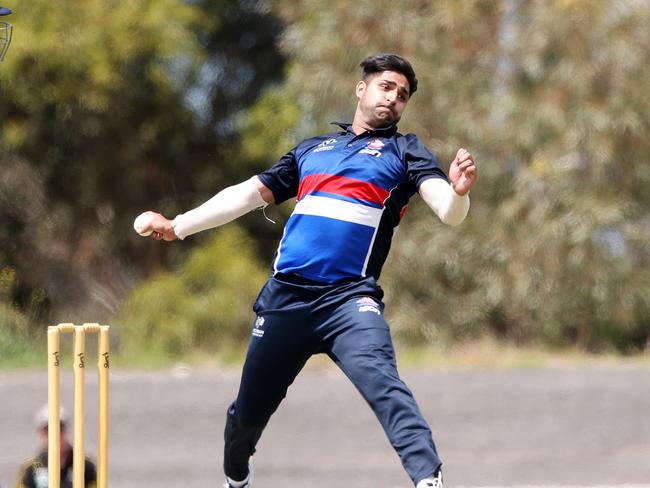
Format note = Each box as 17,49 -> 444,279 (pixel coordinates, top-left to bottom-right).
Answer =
258,123 -> 447,284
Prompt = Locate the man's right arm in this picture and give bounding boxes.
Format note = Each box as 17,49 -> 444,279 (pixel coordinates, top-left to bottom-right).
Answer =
138,143 -> 298,241
139,176 -> 274,241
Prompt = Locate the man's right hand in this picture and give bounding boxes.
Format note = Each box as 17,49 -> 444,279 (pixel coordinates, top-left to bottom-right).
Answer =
133,211 -> 178,241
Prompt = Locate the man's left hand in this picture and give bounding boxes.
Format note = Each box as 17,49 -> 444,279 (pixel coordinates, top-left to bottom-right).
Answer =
449,148 -> 477,196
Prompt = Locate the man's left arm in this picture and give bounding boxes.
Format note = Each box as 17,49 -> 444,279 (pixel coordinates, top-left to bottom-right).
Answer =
419,148 -> 477,226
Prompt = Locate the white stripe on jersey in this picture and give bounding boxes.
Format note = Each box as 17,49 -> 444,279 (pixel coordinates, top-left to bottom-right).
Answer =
293,194 -> 383,228
272,225 -> 289,275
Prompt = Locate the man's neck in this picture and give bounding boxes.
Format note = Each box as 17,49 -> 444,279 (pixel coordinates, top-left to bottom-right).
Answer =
351,120 -> 395,135
351,120 -> 372,135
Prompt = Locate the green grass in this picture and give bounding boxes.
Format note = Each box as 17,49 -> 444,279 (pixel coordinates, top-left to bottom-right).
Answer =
395,337 -> 650,369
2,332 -> 648,371
110,344 -> 248,369
0,339 -> 44,369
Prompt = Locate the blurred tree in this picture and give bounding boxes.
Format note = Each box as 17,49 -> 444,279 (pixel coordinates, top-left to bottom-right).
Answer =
3,0 -> 649,359
257,0 -> 650,352
0,0 -> 285,327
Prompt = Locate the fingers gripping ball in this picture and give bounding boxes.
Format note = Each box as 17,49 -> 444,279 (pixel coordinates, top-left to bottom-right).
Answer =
133,212 -> 155,237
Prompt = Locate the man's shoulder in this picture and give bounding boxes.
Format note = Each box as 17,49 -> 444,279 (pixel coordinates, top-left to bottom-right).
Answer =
393,132 -> 437,157
15,456 -> 43,486
84,457 -> 97,471
18,455 -> 44,471
83,457 -> 98,483
393,131 -> 423,144
293,130 -> 345,157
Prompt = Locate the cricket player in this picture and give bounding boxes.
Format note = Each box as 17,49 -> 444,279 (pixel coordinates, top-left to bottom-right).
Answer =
136,53 -> 477,488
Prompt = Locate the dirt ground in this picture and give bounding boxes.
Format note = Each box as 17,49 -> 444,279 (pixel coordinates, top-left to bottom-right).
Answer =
2,363 -> 649,488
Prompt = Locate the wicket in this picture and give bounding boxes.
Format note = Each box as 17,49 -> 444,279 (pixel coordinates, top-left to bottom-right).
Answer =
48,323 -> 110,488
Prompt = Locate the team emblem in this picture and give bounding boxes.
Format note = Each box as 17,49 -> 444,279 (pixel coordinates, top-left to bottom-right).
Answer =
356,297 -> 381,315
252,316 -> 265,337
359,138 -> 384,157
367,138 -> 385,150
313,138 -> 338,153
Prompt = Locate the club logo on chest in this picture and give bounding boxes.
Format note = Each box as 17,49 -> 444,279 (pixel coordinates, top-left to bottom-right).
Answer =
359,138 -> 385,157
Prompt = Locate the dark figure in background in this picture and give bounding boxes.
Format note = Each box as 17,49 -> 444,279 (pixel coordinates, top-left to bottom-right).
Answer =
15,406 -> 97,488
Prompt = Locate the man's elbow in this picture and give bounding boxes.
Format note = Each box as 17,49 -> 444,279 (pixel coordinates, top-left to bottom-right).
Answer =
253,176 -> 275,205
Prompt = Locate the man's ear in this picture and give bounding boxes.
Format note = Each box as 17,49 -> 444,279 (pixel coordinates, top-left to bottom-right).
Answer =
356,80 -> 366,99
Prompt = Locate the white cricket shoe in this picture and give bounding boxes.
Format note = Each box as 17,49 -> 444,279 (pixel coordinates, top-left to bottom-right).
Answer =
223,475 -> 251,488
223,465 -> 252,488
416,470 -> 443,488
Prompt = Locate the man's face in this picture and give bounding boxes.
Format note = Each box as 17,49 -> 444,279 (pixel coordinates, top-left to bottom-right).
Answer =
356,70 -> 410,128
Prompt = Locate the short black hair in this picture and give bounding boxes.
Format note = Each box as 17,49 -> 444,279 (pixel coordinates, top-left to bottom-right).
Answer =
360,53 -> 418,96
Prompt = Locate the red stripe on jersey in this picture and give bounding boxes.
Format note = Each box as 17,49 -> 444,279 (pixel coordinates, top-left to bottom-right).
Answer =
297,174 -> 390,205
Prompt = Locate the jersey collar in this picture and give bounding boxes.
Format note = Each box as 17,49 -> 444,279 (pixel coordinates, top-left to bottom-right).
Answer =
331,121 -> 398,137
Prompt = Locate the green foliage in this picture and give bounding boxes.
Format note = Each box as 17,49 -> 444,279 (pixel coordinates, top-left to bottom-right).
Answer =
0,266 -> 44,366
116,226 -> 268,362
0,0 -> 285,327
0,303 -> 38,367
263,0 -> 650,353
238,87 -> 302,163
1,0 -> 649,364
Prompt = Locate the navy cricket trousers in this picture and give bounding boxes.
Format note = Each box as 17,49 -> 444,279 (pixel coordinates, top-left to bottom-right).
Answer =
224,274 -> 441,485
